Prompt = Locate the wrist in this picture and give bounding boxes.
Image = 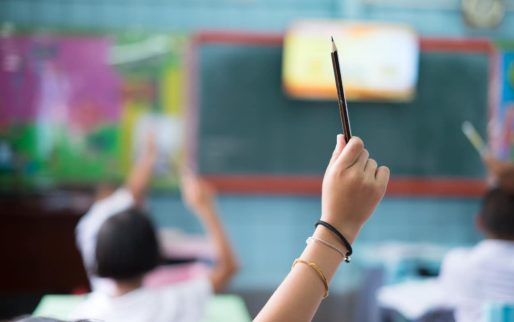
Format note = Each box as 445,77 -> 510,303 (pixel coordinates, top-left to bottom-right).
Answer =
303,230 -> 345,265
337,223 -> 361,245
315,220 -> 354,263
319,217 -> 361,244
191,201 -> 216,215
145,152 -> 157,162
313,226 -> 340,247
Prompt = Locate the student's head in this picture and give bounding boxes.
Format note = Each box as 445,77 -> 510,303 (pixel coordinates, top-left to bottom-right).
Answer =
478,188 -> 514,240
95,208 -> 160,281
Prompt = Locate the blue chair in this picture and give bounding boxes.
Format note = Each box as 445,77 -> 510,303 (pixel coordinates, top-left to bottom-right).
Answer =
485,302 -> 514,322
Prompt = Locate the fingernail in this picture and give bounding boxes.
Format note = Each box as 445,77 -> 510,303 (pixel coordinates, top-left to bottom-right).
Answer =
336,134 -> 342,146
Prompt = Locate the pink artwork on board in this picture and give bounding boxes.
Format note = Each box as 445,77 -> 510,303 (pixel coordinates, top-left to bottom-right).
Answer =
0,35 -> 121,132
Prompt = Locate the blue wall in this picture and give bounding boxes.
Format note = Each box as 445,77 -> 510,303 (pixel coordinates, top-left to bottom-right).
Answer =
1,0 -> 514,37
148,194 -> 481,289
1,0 -> 504,290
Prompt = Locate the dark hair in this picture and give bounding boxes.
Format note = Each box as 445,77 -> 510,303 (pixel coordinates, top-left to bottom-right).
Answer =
95,208 -> 160,280
480,188 -> 514,239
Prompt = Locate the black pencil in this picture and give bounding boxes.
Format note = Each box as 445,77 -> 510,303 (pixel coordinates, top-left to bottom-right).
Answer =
331,36 -> 352,143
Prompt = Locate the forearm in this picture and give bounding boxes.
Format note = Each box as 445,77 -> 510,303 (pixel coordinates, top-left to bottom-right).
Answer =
255,136 -> 389,322
199,207 -> 239,292
126,154 -> 156,202
254,227 -> 345,322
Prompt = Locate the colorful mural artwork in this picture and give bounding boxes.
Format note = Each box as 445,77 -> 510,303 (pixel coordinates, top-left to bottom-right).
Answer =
0,33 -> 187,190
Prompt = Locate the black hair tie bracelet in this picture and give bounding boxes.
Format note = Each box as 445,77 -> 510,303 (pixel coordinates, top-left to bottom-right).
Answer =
315,220 -> 353,263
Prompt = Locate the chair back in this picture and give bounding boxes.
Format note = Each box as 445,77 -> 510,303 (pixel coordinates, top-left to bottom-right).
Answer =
485,302 -> 514,322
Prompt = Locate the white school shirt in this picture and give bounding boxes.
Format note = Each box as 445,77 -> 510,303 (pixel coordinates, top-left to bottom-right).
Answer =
439,239 -> 514,322
76,188 -> 135,294
70,276 -> 212,322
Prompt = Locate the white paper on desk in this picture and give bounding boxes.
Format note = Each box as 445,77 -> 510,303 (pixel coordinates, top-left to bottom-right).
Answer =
377,279 -> 452,320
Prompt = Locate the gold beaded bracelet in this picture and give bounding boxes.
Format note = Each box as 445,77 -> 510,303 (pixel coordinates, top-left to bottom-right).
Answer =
292,258 -> 329,298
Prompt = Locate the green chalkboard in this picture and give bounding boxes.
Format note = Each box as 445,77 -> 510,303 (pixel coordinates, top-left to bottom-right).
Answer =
196,43 -> 489,178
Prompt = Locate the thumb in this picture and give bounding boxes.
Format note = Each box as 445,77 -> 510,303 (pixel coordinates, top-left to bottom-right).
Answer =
328,134 -> 345,167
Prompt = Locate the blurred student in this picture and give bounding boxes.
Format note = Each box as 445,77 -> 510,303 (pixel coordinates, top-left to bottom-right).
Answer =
437,186 -> 514,322
435,155 -> 514,322
255,135 -> 390,322
64,133 -> 386,322
75,135 -> 158,294
378,154 -> 514,322
72,140 -> 238,321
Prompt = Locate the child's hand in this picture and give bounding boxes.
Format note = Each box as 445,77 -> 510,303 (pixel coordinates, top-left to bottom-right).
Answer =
484,154 -> 514,192
181,171 -> 217,218
321,135 -> 389,243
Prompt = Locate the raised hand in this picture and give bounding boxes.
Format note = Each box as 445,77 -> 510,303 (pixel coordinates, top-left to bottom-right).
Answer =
181,171 -> 217,218
321,135 -> 389,243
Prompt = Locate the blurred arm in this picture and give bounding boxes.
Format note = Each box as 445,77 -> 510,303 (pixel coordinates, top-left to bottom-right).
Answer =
125,134 -> 157,204
181,174 -> 239,292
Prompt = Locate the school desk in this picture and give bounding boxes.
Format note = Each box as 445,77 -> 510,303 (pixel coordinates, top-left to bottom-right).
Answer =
33,294 -> 252,322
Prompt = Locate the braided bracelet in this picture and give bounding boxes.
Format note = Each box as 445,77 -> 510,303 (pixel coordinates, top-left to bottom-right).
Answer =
306,236 -> 346,259
315,220 -> 353,263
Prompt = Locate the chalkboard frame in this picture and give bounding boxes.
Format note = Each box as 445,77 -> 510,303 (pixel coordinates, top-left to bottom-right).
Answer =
188,31 -> 498,197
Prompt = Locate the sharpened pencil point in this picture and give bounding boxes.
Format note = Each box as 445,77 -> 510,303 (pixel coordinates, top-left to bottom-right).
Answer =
331,36 -> 337,52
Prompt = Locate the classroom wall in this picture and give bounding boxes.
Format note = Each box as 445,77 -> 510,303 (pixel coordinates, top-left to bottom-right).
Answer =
1,0 -> 514,37
0,0 -> 504,291
150,194 -> 481,289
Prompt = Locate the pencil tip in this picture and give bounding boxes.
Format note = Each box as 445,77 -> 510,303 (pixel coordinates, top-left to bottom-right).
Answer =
331,36 -> 334,42
331,36 -> 337,52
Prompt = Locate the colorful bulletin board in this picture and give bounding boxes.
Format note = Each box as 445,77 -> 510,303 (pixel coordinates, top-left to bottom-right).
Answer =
0,32 -> 187,190
492,43 -> 514,160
